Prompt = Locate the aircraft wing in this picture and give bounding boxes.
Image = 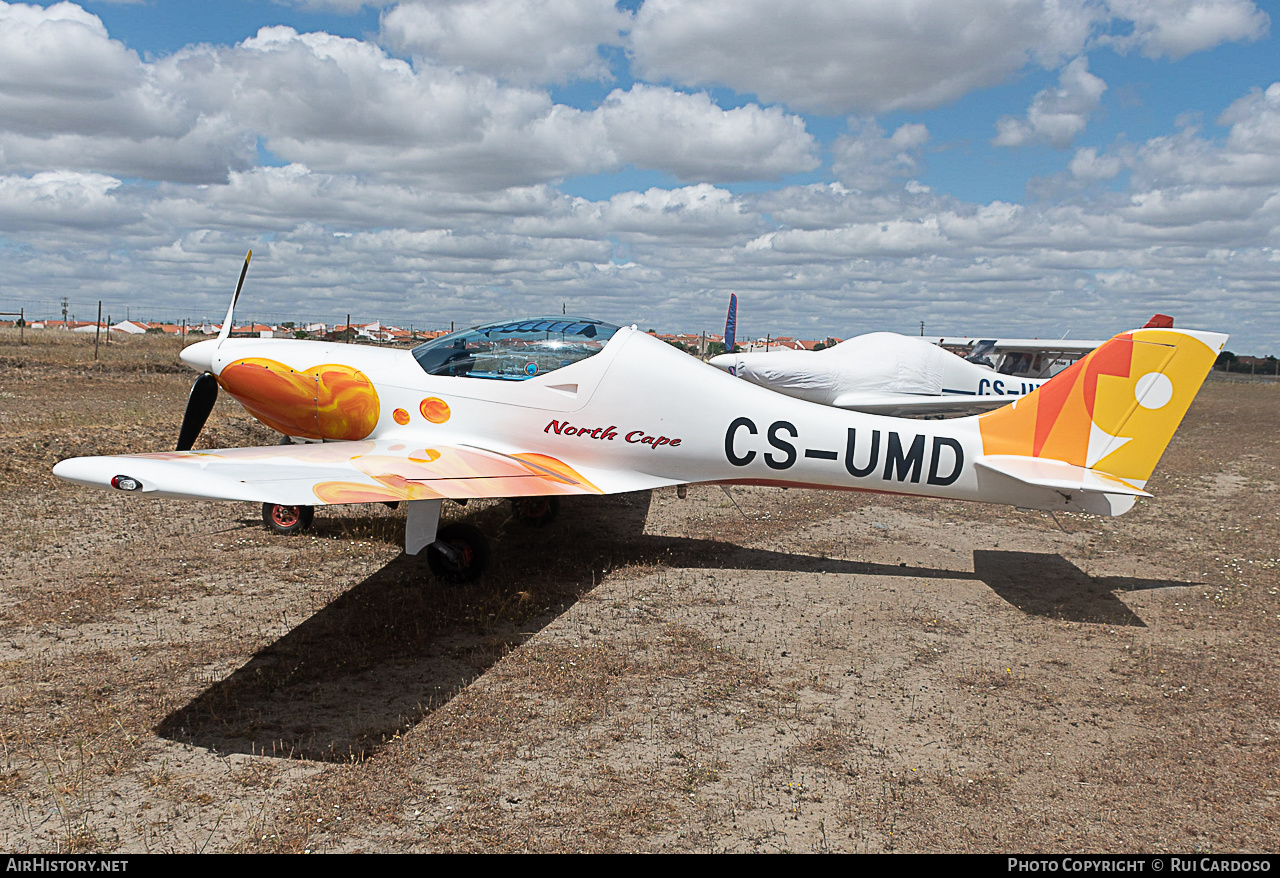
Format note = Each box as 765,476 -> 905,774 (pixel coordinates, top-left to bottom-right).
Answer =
933,315 -> 1171,358
933,337 -> 1103,355
52,439 -> 679,506
829,391 -> 1014,417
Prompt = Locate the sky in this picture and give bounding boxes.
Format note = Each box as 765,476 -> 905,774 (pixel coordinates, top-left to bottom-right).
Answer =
0,0 -> 1276,353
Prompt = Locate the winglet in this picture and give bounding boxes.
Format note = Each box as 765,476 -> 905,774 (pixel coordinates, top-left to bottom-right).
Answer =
216,250 -> 252,346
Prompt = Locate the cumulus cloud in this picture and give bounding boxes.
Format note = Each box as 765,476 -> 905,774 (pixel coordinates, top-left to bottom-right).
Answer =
150,164 -> 573,234
832,120 -> 930,192
993,57 -> 1107,148
513,184 -> 762,243
629,0 -> 1099,114
381,0 -> 629,84
0,2 -> 252,181
0,9 -> 815,190
598,85 -> 818,182
0,170 -> 137,231
1101,0 -> 1269,59
0,2 -> 155,136
1128,84 -> 1280,189
723,72 -> 1280,343
193,34 -> 814,187
156,26 -> 613,188
1220,82 -> 1280,153
628,0 -> 1267,114
1069,146 -> 1124,181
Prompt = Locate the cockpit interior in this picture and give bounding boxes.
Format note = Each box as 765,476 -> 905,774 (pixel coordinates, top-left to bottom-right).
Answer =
412,317 -> 622,380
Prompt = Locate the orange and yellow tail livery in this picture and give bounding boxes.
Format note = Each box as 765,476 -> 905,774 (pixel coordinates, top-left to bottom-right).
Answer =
978,327 -> 1227,489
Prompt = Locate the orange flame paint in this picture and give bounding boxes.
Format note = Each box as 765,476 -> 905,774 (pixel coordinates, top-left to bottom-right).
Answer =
218,359 -> 380,440
420,397 -> 450,424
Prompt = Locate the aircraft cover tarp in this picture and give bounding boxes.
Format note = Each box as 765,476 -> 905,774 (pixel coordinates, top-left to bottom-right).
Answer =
735,332 -> 947,403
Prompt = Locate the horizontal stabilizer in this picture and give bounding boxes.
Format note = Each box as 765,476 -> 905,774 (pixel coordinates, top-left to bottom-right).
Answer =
831,391 -> 1012,416
976,455 -> 1152,497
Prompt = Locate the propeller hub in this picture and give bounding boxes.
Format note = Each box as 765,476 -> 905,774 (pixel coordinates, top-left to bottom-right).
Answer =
180,339 -> 219,373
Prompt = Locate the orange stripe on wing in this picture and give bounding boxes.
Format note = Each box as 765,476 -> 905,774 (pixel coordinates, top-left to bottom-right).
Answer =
313,481 -> 416,504
508,452 -> 604,493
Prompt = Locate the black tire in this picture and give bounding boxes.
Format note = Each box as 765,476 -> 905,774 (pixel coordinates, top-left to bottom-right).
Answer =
511,496 -> 560,527
426,523 -> 489,582
263,502 -> 314,535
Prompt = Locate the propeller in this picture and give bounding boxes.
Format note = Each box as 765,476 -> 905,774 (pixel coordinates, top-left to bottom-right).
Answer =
177,250 -> 251,451
216,250 -> 252,346
177,372 -> 218,451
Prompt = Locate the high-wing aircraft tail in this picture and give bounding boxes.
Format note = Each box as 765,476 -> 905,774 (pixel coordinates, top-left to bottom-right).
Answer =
975,326 -> 1227,494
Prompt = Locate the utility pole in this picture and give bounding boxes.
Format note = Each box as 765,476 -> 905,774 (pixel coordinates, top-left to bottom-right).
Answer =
94,301 -> 101,360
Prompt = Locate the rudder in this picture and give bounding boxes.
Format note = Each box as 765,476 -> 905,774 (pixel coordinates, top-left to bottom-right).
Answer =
977,327 -> 1227,487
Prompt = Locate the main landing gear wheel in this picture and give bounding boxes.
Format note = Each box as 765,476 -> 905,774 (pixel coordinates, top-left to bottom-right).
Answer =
426,523 -> 490,583
511,496 -> 560,527
262,502 -> 314,535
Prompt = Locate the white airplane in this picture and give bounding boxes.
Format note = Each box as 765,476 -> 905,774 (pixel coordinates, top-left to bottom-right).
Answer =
53,256 -> 1225,581
710,313 -> 1176,416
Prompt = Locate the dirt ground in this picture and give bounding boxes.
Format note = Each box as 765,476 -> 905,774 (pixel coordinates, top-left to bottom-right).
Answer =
1,328 -> 1276,853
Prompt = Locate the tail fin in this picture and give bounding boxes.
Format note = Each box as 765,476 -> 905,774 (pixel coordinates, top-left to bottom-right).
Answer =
723,293 -> 737,355
977,327 -> 1227,487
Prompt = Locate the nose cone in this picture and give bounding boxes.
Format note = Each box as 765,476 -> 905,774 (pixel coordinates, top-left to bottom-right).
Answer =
180,338 -> 219,373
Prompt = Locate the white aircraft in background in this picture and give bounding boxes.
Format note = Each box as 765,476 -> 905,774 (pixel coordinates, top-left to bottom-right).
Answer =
52,257 -> 1219,581
711,310 -> 1175,416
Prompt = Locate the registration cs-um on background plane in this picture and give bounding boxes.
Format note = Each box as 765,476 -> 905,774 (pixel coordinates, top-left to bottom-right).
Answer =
53,255 -> 1226,581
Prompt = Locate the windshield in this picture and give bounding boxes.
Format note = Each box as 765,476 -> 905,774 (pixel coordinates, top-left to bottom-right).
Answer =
411,317 -> 622,380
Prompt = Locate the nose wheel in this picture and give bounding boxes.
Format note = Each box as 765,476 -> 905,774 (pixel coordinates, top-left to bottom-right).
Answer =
263,502 -> 314,535
426,523 -> 490,582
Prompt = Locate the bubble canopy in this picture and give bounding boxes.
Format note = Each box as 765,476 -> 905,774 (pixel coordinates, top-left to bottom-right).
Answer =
411,317 -> 623,380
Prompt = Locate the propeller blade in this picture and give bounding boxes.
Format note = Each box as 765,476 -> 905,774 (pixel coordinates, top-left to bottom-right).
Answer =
177,372 -> 219,451
216,250 -> 252,346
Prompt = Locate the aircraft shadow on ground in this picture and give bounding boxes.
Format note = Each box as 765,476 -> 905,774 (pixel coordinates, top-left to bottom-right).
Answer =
158,492 -> 1195,761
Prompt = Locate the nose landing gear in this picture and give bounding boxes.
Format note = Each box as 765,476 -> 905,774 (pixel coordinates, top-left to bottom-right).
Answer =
510,496 -> 560,527
426,522 -> 490,582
